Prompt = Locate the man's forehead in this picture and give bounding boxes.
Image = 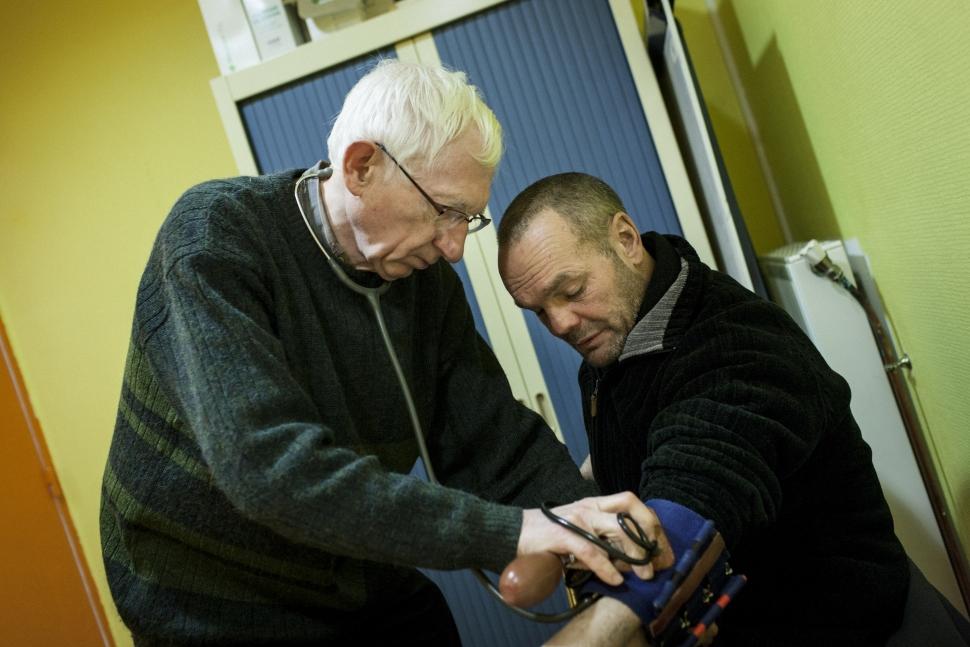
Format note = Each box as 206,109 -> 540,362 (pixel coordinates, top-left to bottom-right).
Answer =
507,208 -> 576,252
510,267 -> 585,309
439,181 -> 490,212
423,158 -> 492,210
505,224 -> 587,298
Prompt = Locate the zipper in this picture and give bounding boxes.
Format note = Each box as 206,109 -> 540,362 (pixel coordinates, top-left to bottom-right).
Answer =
590,378 -> 600,419
589,346 -> 674,421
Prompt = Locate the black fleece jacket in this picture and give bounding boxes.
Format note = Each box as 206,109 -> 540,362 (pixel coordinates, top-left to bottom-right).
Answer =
581,233 -> 908,646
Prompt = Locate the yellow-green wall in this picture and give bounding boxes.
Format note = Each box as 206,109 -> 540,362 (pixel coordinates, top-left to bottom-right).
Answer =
0,3 -> 236,644
676,0 -> 970,562
670,0 -> 786,255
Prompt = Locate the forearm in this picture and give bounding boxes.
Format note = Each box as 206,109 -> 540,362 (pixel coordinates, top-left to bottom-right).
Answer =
546,597 -> 647,647
212,430 -> 524,572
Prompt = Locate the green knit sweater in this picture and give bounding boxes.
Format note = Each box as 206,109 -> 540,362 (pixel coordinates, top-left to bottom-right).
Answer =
101,169 -> 594,643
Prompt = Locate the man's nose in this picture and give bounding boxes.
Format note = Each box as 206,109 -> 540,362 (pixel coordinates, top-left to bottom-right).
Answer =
433,225 -> 468,263
546,306 -> 579,338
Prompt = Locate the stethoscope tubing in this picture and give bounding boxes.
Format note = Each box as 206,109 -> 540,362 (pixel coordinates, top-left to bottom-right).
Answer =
293,168 -> 615,622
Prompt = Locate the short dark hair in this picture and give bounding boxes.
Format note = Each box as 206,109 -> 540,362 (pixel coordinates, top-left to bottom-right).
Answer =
498,172 -> 625,255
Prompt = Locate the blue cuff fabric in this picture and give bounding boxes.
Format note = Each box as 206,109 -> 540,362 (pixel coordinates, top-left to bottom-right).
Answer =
577,499 -> 733,633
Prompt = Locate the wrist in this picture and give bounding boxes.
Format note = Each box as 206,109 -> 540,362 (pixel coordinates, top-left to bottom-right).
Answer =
517,507 -> 542,556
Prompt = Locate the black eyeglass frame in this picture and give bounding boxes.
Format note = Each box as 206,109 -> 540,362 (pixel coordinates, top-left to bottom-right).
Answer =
375,142 -> 491,234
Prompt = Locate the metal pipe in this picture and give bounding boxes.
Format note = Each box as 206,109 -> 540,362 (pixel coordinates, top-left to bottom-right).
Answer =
809,250 -> 970,613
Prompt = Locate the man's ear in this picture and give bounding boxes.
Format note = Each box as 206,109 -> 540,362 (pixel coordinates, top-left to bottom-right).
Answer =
342,141 -> 381,196
610,211 -> 644,264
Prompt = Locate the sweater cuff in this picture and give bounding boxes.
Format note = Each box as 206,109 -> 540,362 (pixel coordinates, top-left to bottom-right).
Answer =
462,502 -> 523,574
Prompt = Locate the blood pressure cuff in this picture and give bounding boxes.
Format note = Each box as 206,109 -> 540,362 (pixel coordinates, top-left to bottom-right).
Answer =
573,499 -> 746,646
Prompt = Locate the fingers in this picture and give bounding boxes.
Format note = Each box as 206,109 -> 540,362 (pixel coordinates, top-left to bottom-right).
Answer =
566,527 -> 625,585
548,504 -> 649,585
518,508 -> 626,585
578,506 -> 659,581
588,492 -> 676,573
518,493 -> 675,587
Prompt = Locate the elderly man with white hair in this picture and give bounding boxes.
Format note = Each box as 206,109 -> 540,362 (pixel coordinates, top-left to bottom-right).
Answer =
100,60 -> 668,645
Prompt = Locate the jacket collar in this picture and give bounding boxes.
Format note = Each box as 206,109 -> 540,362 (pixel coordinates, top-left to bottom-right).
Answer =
618,233 -> 700,362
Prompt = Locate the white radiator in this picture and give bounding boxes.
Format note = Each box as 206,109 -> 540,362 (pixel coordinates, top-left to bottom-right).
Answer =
759,240 -> 964,612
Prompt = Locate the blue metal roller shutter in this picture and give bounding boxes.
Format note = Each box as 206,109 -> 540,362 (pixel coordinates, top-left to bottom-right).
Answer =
435,0 -> 683,467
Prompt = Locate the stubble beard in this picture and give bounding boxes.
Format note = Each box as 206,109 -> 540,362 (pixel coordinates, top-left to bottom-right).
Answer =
585,254 -> 645,367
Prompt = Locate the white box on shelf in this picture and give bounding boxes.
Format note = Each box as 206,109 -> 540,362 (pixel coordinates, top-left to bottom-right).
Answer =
305,8 -> 365,40
303,0 -> 394,41
242,0 -> 306,61
198,0 -> 262,75
297,0 -> 363,18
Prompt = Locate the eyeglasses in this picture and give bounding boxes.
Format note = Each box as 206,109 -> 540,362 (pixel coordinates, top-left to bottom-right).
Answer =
375,142 -> 491,234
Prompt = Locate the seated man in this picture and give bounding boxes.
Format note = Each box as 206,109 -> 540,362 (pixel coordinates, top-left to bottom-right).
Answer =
496,172 -> 910,646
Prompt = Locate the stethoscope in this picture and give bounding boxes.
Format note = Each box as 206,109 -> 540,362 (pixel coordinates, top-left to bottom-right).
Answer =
293,162 -> 657,623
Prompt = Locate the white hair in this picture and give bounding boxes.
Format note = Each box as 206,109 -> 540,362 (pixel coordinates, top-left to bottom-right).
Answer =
327,59 -> 503,174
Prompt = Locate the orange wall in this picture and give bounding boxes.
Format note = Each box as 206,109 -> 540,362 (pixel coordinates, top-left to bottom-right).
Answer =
1,321 -> 111,645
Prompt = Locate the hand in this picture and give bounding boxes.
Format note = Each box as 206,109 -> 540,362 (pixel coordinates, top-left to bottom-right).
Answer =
518,492 -> 674,586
